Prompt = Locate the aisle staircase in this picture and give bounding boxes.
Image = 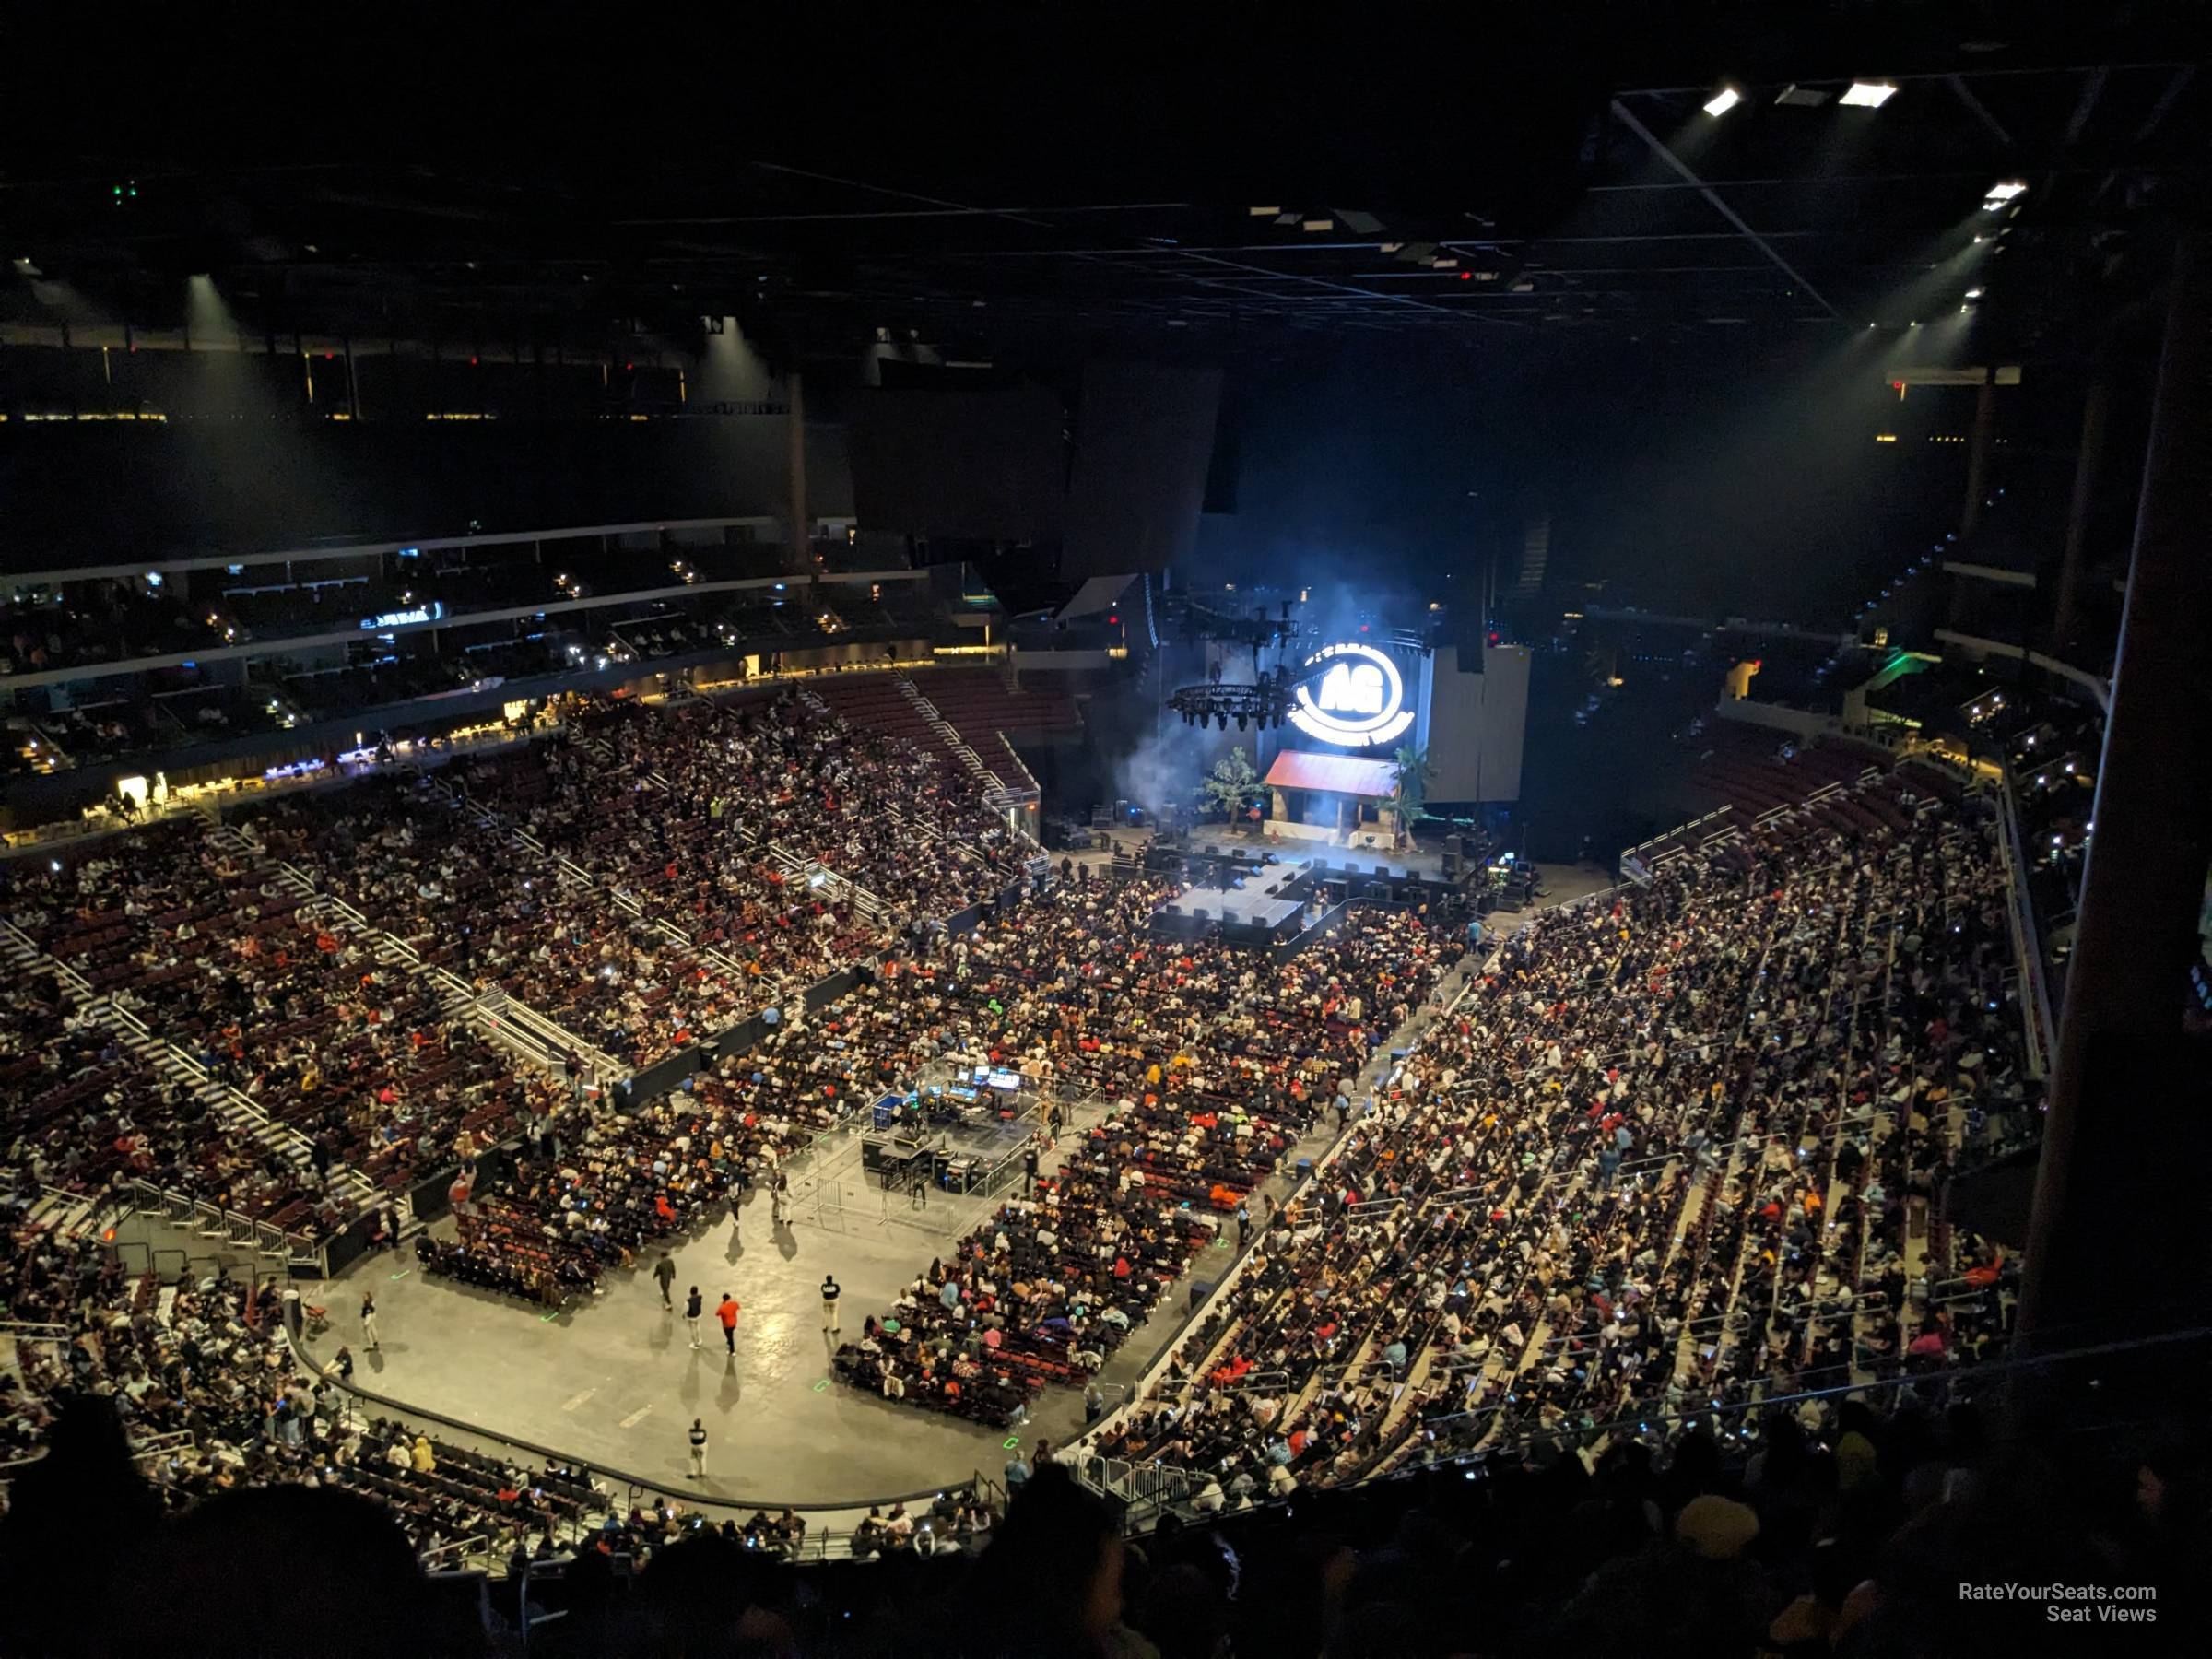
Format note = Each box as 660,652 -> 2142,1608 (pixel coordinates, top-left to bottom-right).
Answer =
897,677 -> 1041,817
0,910 -> 374,1210
215,817 -> 629,1091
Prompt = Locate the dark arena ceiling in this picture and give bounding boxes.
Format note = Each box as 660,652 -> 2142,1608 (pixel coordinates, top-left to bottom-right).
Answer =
2,6 -> 2204,377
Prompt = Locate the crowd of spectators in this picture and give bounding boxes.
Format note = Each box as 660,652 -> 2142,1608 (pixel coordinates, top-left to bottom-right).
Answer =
242,773 -> 759,1071
561,692 -> 1022,932
3,676 -> 2132,1659
0,963 -> 326,1228
1,581 -> 217,678
4,817 -> 547,1204
5,1390 -> 2198,1658
1089,791 -> 2033,1510
414,869 -> 1448,1342
0,1190 -> 675,1590
3,686 -> 1038,1304
835,886 -> 1453,1426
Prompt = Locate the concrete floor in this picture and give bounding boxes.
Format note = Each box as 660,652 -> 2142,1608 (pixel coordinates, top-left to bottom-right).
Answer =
298,1188 -> 1044,1507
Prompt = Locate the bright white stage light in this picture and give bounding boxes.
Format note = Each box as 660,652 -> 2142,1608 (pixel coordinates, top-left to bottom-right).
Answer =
1983,180 -> 2028,210
1840,80 -> 1899,108
1702,86 -> 1743,117
1964,288 -> 1984,299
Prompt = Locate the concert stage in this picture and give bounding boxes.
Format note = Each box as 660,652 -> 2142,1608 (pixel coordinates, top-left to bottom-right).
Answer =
1150,852 -> 1316,946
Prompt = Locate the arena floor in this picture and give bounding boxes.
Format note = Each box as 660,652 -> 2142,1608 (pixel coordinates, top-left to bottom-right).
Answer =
295,1191 -> 1057,1506
277,853 -> 1607,1510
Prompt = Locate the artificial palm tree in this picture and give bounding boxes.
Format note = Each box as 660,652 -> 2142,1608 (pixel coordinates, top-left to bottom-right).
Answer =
1390,745 -> 1433,849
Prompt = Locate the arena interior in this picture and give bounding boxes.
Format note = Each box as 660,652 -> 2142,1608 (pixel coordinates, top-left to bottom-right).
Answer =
2,12 -> 2208,1657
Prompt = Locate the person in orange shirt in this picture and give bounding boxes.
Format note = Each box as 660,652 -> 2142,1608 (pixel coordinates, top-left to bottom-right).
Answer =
715,1292 -> 741,1354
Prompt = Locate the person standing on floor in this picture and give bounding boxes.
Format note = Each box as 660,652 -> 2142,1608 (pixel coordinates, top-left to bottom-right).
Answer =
820,1273 -> 841,1333
1022,1144 -> 1040,1196
360,1289 -> 381,1352
771,1171 -> 790,1226
685,1286 -> 704,1349
716,1293 -> 740,1354
687,1418 -> 708,1481
653,1253 -> 677,1309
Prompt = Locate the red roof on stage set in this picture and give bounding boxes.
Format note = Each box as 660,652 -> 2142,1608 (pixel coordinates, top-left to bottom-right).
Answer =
1262,751 -> 1399,797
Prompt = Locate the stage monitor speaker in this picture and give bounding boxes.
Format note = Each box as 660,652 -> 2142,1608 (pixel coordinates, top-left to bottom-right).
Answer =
1363,881 -> 1392,901
1322,878 -> 1349,904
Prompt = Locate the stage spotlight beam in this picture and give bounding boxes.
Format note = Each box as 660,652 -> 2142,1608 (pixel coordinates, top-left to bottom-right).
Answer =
1609,98 -> 1841,321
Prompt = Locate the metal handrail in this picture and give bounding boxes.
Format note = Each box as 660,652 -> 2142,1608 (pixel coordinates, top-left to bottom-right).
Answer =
420,1534 -> 495,1572
468,987 -> 626,1086
0,1319 -> 74,1337
126,1178 -> 331,1271
1994,767 -> 2057,1080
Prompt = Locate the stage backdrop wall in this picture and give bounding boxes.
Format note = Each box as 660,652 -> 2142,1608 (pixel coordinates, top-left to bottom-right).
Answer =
1420,643 -> 1530,804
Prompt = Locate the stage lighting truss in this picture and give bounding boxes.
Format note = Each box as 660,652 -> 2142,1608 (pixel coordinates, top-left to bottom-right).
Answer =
1169,678 -> 1299,734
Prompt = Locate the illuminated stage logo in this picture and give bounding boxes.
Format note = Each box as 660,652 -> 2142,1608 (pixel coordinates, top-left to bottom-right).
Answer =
1288,642 -> 1413,747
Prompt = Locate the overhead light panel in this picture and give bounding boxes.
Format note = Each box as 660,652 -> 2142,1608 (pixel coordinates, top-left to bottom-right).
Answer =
1840,80 -> 1899,108
1964,288 -> 1984,299
1248,206 -> 1282,217
1983,180 -> 2028,209
1773,84 -> 1830,107
1702,85 -> 1743,117
1300,218 -> 1333,231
